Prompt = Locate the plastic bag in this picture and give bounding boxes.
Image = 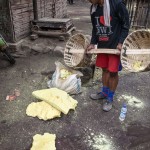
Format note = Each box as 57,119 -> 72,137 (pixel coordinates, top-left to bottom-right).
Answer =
47,61 -> 83,94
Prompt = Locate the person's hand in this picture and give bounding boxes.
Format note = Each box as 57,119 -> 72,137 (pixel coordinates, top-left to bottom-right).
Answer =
86,44 -> 95,51
116,43 -> 122,55
117,43 -> 123,51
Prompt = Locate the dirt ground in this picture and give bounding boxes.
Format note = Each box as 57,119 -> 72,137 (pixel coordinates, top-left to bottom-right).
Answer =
0,1 -> 150,150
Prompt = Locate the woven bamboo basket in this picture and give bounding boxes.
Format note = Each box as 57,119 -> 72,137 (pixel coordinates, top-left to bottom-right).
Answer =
121,30 -> 150,72
64,33 -> 91,68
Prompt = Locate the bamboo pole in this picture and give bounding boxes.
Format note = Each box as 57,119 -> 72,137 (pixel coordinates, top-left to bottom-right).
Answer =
68,48 -> 150,55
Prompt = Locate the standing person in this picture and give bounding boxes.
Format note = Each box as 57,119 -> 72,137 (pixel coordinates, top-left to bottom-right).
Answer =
87,0 -> 129,111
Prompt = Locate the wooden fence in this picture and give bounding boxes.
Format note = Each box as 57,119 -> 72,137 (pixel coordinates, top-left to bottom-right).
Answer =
125,0 -> 150,29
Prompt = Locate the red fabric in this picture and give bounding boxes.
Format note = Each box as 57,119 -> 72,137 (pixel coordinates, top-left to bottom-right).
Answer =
99,16 -> 112,26
96,53 -> 120,72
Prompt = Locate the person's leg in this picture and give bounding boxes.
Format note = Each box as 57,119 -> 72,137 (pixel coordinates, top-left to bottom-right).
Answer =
109,72 -> 118,92
90,54 -> 109,100
103,54 -> 120,111
102,68 -> 109,88
99,54 -> 110,96
101,68 -> 110,96
90,68 -> 110,100
108,54 -> 120,94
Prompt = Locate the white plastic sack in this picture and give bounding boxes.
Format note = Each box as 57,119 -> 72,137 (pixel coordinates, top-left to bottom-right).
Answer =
47,61 -> 83,94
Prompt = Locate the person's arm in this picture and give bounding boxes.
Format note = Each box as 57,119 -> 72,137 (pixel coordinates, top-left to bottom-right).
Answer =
90,13 -> 98,45
117,1 -> 130,45
90,4 -> 98,45
87,5 -> 98,51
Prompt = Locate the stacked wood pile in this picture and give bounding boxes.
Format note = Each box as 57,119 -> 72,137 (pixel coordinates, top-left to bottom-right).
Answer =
10,0 -> 34,42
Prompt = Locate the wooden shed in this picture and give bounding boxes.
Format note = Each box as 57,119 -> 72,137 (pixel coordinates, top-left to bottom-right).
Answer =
0,0 -> 67,43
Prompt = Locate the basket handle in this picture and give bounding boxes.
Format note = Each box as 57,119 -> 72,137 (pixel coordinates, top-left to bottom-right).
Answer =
87,49 -> 120,54
69,48 -> 120,55
122,48 -> 150,56
69,48 -> 150,55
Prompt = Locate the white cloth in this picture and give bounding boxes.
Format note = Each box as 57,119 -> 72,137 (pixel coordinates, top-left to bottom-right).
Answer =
91,0 -> 110,27
91,4 -> 98,14
104,0 -> 110,27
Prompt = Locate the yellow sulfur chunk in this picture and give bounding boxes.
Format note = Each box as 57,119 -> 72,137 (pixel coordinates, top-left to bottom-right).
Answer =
133,61 -> 144,71
60,69 -> 72,79
32,88 -> 78,114
26,101 -> 61,121
31,133 -> 56,150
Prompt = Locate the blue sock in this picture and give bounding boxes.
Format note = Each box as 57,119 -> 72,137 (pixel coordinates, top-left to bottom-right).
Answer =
107,90 -> 115,102
102,86 -> 110,96
118,62 -> 122,71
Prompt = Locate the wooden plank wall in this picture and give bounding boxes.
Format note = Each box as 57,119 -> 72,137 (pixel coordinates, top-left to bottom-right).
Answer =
37,0 -> 53,18
36,0 -> 68,18
0,0 -> 14,42
9,0 -> 68,42
54,0 -> 67,18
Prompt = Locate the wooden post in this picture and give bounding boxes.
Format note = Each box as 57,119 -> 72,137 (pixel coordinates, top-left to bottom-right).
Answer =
33,0 -> 38,20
